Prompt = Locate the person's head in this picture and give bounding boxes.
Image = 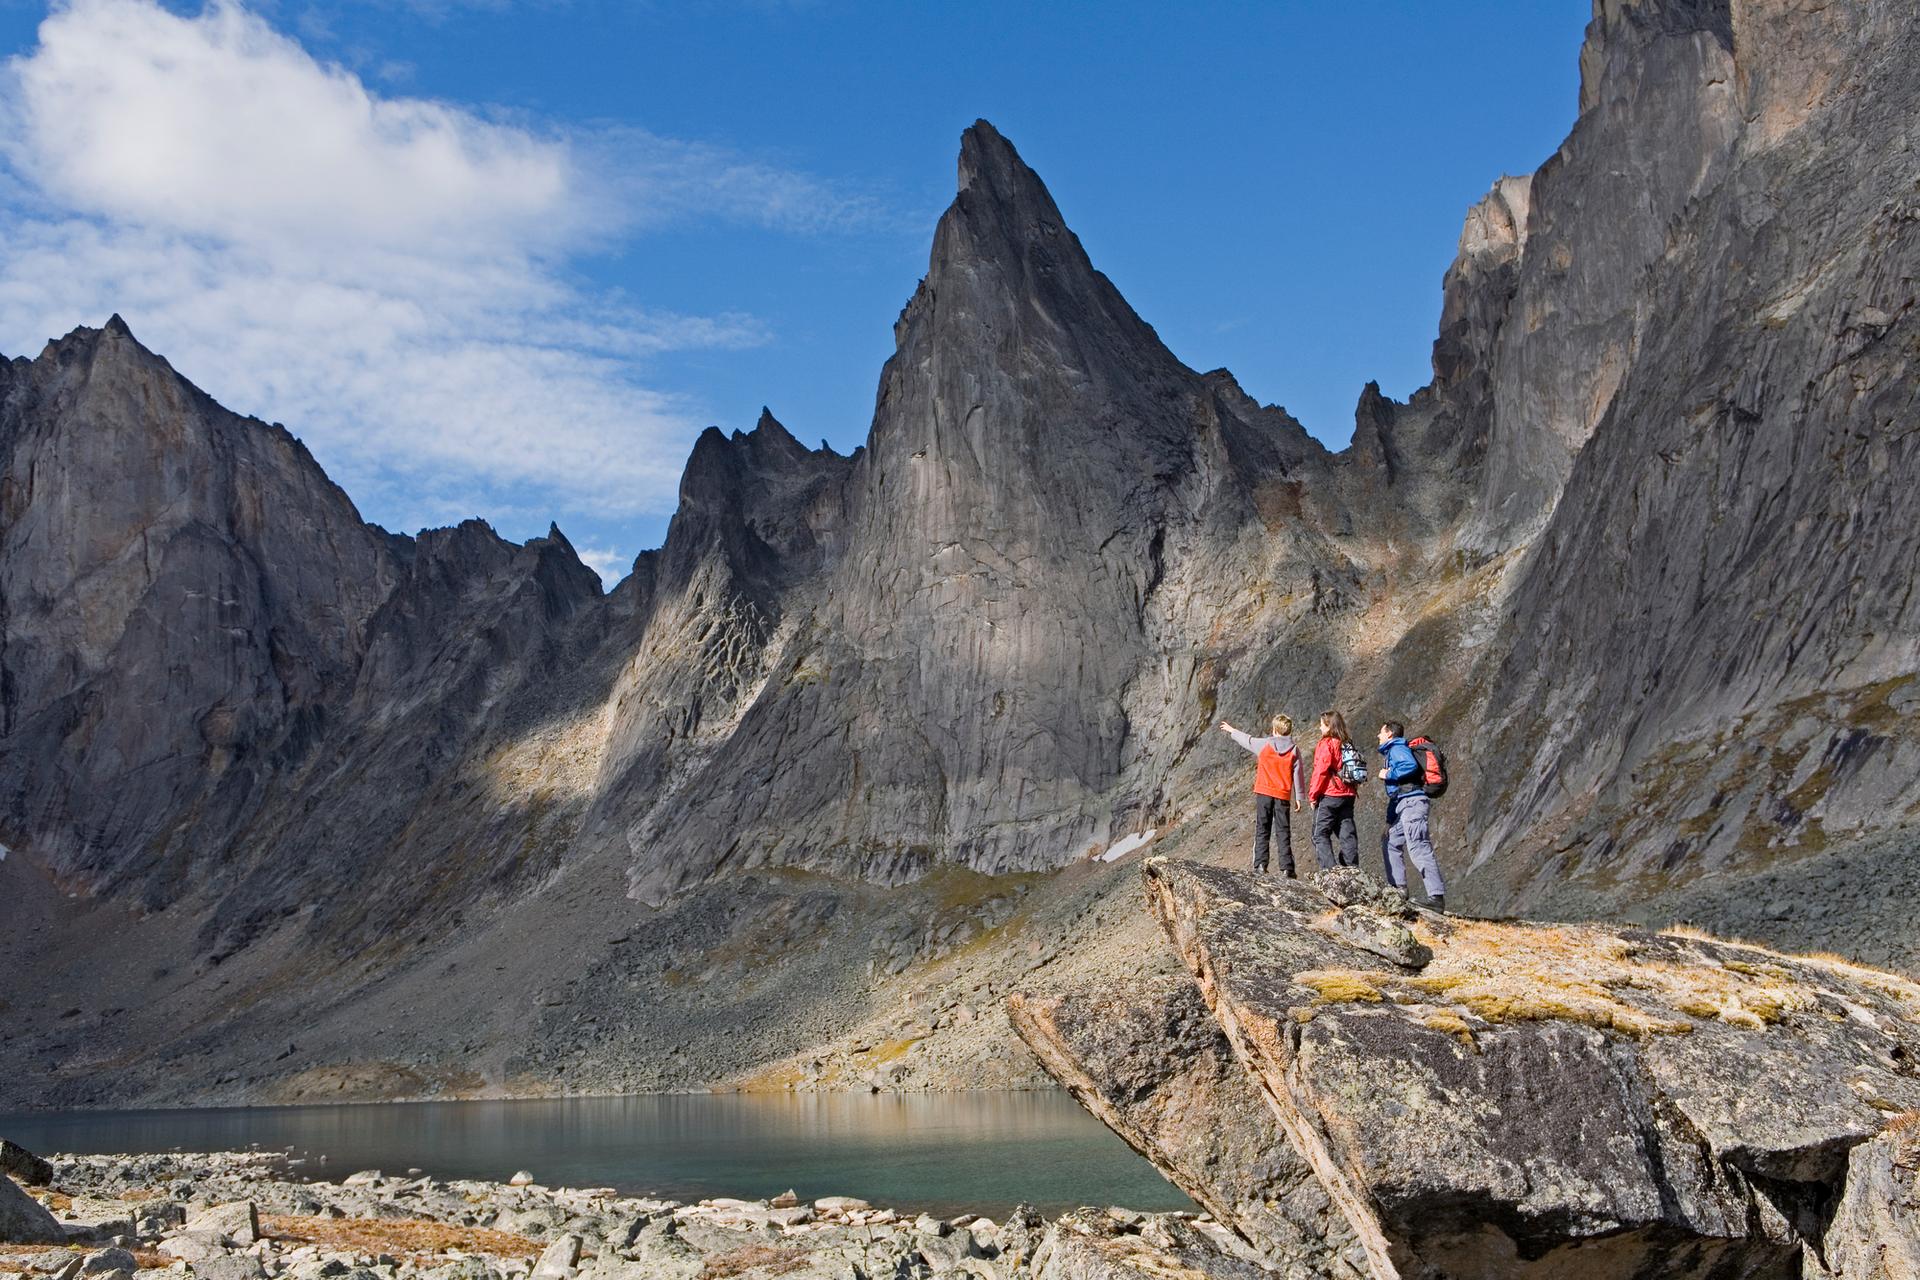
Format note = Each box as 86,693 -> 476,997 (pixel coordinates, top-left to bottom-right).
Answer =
1270,714 -> 1293,736
1379,720 -> 1405,745
1319,710 -> 1350,743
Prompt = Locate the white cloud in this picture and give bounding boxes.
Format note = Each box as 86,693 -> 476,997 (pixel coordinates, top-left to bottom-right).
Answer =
6,0 -> 583,253
573,543 -> 632,590
0,0 -> 878,534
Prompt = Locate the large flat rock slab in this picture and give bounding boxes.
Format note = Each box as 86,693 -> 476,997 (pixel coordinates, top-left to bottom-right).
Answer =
1009,978 -> 1367,1279
1142,858 -> 1920,1280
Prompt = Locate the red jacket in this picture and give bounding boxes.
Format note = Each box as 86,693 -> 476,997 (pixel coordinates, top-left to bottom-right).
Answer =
1309,736 -> 1356,803
1225,728 -> 1305,799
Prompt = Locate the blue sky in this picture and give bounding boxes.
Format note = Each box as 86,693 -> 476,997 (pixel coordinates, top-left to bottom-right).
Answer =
0,0 -> 1587,583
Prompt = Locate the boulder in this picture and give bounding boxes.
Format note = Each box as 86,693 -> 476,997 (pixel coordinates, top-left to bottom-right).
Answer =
1103,859 -> 1920,1280
507,1173 -> 534,1189
1009,979 -> 1366,1278
1028,1209 -> 1270,1280
810,1197 -> 869,1216
191,1257 -> 267,1280
0,1142 -> 53,1187
528,1233 -> 580,1280
160,1233 -> 233,1264
186,1202 -> 257,1245
0,1172 -> 63,1244
79,1249 -> 137,1275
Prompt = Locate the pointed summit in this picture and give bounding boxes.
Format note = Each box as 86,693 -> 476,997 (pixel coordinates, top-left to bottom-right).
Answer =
955,119 -> 1053,209
905,119 -> 1178,399
938,120 -> 1080,281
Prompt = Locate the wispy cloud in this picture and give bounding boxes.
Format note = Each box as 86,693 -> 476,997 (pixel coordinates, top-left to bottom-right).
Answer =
0,0 -> 880,536
573,542 -> 632,590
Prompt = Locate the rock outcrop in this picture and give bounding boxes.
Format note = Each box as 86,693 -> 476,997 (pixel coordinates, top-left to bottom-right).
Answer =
1008,981 -> 1367,1279
1018,858 -> 1920,1280
1459,0 -> 1920,913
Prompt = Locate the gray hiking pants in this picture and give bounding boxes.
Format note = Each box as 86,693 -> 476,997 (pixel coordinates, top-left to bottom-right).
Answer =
1382,792 -> 1445,897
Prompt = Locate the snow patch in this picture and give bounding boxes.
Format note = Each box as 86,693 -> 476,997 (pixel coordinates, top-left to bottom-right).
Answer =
1097,829 -> 1157,862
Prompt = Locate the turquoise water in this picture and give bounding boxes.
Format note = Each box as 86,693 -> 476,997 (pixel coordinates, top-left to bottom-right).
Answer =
0,1092 -> 1192,1217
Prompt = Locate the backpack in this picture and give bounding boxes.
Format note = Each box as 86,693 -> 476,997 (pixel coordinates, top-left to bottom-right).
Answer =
1337,741 -> 1369,785
1407,736 -> 1449,798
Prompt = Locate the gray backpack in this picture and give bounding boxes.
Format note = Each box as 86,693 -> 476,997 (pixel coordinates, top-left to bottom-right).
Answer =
1338,741 -> 1369,784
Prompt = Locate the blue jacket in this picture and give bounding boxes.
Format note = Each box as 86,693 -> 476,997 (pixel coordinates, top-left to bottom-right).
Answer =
1378,738 -> 1424,799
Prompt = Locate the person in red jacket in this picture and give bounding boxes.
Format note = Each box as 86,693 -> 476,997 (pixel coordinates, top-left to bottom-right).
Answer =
1307,709 -> 1360,869
1218,714 -> 1307,876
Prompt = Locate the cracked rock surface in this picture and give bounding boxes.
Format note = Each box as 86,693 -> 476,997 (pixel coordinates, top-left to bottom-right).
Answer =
1018,859 -> 1920,1280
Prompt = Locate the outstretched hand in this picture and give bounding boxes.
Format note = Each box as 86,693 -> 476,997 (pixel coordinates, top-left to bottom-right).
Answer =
1218,721 -> 1236,734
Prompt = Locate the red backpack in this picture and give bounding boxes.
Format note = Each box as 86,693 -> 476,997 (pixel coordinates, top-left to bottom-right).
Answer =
1407,736 -> 1449,798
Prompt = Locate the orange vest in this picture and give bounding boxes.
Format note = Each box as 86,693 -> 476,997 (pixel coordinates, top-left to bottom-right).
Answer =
1254,744 -> 1298,800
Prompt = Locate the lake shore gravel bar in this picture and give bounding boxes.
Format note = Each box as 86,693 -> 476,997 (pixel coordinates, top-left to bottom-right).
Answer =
2,1149 -> 1266,1280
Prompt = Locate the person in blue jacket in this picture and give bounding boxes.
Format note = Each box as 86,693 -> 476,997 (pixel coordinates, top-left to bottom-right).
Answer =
1376,721 -> 1446,912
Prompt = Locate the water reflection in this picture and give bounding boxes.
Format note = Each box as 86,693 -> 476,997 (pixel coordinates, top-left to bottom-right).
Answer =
0,1092 -> 1192,1217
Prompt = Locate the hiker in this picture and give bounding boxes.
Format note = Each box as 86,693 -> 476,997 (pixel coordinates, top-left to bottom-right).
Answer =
1306,710 -> 1362,869
1217,715 -> 1307,876
1377,721 -> 1446,911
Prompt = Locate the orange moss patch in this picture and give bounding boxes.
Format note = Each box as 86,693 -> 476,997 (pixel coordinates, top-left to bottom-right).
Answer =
1291,916 -> 1878,1040
118,1188 -> 164,1202
262,1215 -> 540,1263
1420,1011 -> 1478,1048
1295,970 -> 1385,1005
854,1037 -> 920,1067
730,1061 -> 807,1093
699,1245 -> 810,1280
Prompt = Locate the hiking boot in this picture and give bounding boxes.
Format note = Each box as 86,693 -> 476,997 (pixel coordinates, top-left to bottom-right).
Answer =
1431,894 -> 1447,913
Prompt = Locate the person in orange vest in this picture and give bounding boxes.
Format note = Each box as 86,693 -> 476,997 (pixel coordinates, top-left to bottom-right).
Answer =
1218,714 -> 1308,876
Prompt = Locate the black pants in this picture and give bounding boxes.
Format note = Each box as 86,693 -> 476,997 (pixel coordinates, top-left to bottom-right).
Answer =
1312,796 -> 1359,869
1253,795 -> 1295,875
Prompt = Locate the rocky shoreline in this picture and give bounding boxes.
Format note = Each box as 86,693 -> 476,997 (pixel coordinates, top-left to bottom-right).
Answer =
1,1148 -> 1258,1280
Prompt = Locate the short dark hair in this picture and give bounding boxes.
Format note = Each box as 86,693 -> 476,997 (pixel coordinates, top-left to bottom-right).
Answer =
1381,720 -> 1405,738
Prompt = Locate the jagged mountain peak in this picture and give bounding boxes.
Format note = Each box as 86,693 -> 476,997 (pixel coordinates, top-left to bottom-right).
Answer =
937,121 -> 1090,286
954,119 -> 1050,209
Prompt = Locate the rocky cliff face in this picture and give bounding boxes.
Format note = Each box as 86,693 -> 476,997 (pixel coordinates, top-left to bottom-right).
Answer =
1459,0 -> 1920,914
3,0 -> 1918,1107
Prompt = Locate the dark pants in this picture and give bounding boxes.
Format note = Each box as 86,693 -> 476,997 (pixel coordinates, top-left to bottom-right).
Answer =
1312,796 -> 1359,869
1253,795 -> 1295,875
